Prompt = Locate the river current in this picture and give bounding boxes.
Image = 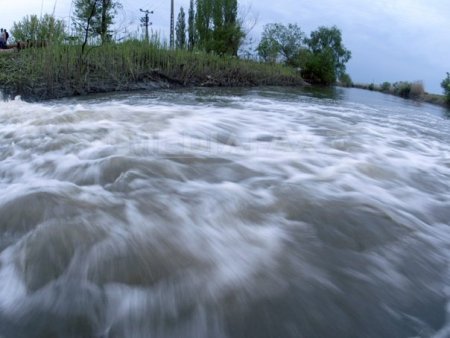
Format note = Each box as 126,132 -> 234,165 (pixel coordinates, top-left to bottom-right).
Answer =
0,87 -> 449,338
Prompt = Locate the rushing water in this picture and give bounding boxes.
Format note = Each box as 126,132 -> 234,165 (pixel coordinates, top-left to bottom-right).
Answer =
0,87 -> 449,338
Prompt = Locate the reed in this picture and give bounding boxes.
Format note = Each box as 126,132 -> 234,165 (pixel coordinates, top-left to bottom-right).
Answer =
0,40 -> 304,100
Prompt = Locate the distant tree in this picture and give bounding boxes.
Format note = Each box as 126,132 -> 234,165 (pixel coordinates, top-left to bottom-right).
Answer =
306,26 -> 351,80
176,7 -> 187,49
188,0 -> 195,50
441,72 -> 450,104
256,23 -> 305,65
339,73 -> 353,87
73,0 -> 121,44
380,81 -> 391,92
11,14 -> 66,43
392,81 -> 411,98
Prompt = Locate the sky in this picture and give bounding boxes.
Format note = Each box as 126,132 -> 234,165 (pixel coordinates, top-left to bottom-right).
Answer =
2,0 -> 450,93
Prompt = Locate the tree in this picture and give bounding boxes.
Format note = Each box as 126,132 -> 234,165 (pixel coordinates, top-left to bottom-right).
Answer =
380,82 -> 391,92
176,7 -> 187,49
339,73 -> 353,87
441,72 -> 450,104
195,0 -> 212,51
11,14 -> 66,43
256,23 -> 305,65
73,0 -> 121,44
306,26 -> 351,80
195,0 -> 244,56
297,49 -> 336,85
188,0 -> 196,50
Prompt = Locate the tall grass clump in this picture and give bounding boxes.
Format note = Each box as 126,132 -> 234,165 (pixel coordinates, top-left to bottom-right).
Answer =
409,81 -> 425,99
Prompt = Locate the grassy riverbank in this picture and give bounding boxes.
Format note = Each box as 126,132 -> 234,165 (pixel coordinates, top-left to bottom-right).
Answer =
0,40 -> 304,101
351,82 -> 449,108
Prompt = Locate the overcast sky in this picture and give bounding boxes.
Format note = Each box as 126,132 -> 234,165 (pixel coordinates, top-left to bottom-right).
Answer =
3,0 -> 450,93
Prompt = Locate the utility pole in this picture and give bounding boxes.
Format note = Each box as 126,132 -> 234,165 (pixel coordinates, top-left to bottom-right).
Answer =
170,0 -> 174,48
140,8 -> 153,42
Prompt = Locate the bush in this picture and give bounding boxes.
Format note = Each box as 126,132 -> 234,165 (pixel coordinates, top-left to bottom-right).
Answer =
391,81 -> 424,99
339,73 -> 352,87
441,72 -> 450,104
299,49 -> 336,85
393,81 -> 411,98
380,82 -> 391,92
11,14 -> 66,43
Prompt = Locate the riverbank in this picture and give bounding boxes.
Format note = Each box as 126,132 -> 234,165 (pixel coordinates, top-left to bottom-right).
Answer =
349,82 -> 449,109
0,41 -> 304,101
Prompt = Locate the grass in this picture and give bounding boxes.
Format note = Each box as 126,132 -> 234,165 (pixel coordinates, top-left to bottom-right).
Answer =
0,40 -> 304,101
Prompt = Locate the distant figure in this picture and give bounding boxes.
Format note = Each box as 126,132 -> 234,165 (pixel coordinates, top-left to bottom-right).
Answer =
0,29 -> 4,49
4,29 -> 9,47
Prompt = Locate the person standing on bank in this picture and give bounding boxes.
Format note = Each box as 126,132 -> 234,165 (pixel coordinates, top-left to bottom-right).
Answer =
4,29 -> 9,48
0,29 -> 4,49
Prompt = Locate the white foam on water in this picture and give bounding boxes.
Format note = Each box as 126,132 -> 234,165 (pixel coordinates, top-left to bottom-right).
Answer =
0,88 -> 449,337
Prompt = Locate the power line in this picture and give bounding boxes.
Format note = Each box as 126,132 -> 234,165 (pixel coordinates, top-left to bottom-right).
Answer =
140,8 -> 153,42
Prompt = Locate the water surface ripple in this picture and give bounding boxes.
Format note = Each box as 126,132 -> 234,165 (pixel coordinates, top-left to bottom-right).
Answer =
0,87 -> 449,338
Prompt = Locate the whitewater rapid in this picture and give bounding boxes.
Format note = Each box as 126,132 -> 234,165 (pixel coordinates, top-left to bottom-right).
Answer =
0,88 -> 449,337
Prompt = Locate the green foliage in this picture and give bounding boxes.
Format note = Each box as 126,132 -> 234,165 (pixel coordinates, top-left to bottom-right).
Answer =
11,14 -> 66,43
392,81 -> 411,98
176,7 -> 187,49
339,73 -> 352,87
256,23 -> 305,65
73,0 -> 121,44
195,0 -> 212,51
306,26 -> 351,80
298,49 -> 336,85
256,23 -> 351,85
368,83 -> 375,91
390,81 -> 424,99
195,0 -> 244,56
441,72 -> 450,103
380,81 -> 391,92
188,0 -> 196,50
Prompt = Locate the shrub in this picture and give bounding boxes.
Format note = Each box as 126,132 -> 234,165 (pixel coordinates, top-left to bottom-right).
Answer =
393,81 -> 411,98
11,14 -> 66,43
441,72 -> 450,104
298,49 -> 336,85
339,73 -> 352,87
380,82 -> 391,92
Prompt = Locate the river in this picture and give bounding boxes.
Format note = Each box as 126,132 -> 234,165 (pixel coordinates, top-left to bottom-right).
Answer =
0,87 -> 449,338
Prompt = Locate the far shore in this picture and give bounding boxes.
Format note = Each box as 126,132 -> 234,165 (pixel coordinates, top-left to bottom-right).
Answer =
344,82 -> 449,110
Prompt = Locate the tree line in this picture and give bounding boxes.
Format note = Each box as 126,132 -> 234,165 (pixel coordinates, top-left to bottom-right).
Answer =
256,23 -> 351,85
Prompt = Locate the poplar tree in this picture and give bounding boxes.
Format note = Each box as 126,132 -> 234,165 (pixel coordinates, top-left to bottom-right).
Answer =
188,0 -> 195,50
195,0 -> 212,52
195,0 -> 243,56
176,7 -> 187,49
